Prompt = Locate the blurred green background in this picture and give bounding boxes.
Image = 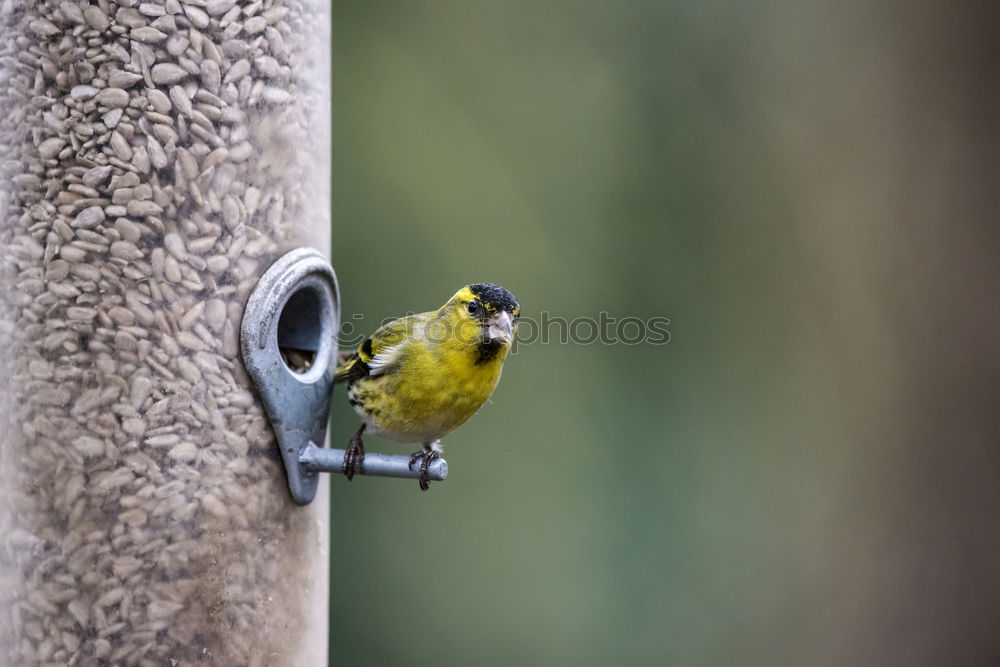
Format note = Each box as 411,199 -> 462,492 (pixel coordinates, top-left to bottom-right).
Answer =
328,1 -> 1000,665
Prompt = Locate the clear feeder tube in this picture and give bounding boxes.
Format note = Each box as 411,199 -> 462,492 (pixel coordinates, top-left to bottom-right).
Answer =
0,1 -> 331,664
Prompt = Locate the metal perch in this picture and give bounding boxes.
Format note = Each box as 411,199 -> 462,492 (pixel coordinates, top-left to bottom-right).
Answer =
300,444 -> 449,481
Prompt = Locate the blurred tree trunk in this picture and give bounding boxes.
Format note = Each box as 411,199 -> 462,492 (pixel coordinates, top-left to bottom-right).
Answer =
781,1 -> 1000,663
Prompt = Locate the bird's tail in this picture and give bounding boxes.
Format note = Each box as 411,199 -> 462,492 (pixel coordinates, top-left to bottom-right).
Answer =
334,351 -> 363,384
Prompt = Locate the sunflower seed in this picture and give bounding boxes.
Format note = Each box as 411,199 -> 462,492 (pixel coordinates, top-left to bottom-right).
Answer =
167,441 -> 197,462
151,63 -> 187,85
109,70 -> 144,89
206,0 -> 237,17
71,206 -> 105,229
37,137 -> 67,159
95,87 -> 130,108
132,27 -> 168,44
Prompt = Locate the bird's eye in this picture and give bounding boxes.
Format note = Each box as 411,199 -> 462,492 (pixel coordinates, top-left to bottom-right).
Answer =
467,301 -> 480,314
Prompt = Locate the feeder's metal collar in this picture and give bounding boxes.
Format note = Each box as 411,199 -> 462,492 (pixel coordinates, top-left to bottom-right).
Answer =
241,248 -> 339,505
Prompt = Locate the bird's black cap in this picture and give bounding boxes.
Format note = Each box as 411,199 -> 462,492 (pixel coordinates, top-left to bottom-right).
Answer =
469,283 -> 519,312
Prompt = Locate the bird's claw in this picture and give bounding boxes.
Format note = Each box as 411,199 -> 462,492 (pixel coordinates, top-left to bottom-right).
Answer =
408,449 -> 440,491
342,430 -> 365,481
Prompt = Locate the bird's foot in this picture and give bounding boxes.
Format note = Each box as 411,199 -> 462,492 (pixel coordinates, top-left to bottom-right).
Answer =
408,446 -> 441,491
342,424 -> 366,481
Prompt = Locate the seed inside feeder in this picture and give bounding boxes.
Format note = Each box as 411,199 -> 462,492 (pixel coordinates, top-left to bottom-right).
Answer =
0,0 -> 331,664
281,346 -> 316,373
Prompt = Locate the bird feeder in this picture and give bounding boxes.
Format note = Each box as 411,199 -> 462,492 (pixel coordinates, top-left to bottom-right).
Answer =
0,1 -> 332,663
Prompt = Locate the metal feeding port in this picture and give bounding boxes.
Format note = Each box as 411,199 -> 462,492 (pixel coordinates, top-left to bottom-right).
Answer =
240,248 -> 448,505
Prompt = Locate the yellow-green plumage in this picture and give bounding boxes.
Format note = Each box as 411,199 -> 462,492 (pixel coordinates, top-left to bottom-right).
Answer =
335,284 -> 519,451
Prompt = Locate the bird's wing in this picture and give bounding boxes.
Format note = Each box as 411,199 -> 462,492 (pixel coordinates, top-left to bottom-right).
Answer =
333,313 -> 421,384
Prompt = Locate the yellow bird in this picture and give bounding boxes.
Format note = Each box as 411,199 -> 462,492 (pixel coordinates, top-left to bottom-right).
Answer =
334,283 -> 520,489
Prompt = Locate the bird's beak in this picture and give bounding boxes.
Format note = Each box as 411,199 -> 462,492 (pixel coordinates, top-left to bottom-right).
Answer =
487,310 -> 514,346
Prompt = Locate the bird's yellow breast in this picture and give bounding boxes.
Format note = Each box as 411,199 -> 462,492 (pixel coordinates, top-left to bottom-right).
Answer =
348,333 -> 508,444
